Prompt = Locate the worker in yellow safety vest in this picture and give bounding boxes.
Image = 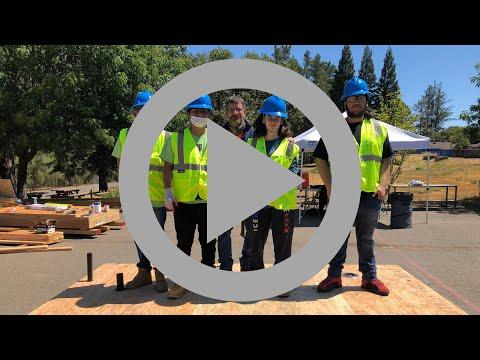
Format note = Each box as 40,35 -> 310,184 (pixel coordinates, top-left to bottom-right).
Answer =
112,90 -> 169,292
161,94 -> 213,299
315,77 -> 393,296
248,95 -> 301,298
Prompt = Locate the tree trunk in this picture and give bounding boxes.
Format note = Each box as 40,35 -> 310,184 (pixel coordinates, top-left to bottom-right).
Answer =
98,166 -> 109,192
16,156 -> 29,199
16,151 -> 36,200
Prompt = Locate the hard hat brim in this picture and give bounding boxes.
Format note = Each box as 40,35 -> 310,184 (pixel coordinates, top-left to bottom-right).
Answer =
341,90 -> 372,101
258,110 -> 288,119
185,104 -> 214,111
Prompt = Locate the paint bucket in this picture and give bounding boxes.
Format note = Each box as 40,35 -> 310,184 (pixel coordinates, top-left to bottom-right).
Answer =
92,201 -> 102,214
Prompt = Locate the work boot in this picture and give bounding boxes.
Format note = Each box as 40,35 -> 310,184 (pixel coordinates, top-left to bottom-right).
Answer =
125,268 -> 152,289
361,278 -> 390,296
317,276 -> 342,293
154,268 -> 168,293
168,282 -> 187,299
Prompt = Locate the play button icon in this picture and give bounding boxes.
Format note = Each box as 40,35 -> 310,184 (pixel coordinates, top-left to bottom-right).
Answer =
119,58 -> 360,302
207,120 -> 304,242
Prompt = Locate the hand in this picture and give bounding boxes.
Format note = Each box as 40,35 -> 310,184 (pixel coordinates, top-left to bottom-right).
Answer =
373,185 -> 387,201
165,188 -> 178,212
286,137 -> 295,144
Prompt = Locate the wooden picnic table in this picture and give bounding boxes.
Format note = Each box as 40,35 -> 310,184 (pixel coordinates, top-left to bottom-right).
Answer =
26,191 -> 48,199
388,183 -> 458,208
50,189 -> 80,195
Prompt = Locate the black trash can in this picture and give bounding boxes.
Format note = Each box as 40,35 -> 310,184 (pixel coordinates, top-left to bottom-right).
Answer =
388,192 -> 413,229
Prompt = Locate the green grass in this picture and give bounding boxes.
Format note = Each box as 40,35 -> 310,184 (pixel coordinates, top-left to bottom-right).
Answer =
98,186 -> 120,199
306,154 -> 480,201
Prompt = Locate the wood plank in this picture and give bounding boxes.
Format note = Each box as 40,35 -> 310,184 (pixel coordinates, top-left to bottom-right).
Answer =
0,206 -> 120,230
29,264 -> 467,315
61,229 -> 101,236
104,226 -> 123,230
0,238 -> 62,246
0,229 -> 64,242
0,227 -> 20,232
45,246 -> 72,252
107,220 -> 125,227
0,245 -> 48,254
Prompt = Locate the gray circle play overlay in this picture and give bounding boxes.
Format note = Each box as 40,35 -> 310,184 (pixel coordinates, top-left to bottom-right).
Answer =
120,59 -> 361,302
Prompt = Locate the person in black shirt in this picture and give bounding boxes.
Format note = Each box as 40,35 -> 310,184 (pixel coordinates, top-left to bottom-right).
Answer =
216,96 -> 254,271
315,77 -> 392,296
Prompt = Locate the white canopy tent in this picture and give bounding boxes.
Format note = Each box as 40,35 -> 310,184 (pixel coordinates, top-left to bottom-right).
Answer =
295,116 -> 432,223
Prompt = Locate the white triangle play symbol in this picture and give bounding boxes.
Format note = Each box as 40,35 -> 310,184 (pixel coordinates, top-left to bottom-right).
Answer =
207,120 -> 304,242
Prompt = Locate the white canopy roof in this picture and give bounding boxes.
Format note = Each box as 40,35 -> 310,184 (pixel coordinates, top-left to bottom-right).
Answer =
294,113 -> 431,152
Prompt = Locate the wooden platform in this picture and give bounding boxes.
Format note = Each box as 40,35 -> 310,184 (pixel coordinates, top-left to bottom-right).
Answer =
0,206 -> 120,230
30,264 -> 467,315
0,229 -> 64,245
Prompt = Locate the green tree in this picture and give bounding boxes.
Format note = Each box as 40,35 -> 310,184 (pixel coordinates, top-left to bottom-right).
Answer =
460,63 -> 480,128
450,128 -> 471,150
329,45 -> 355,109
436,126 -> 463,141
0,45 -> 78,198
414,81 -> 452,137
273,45 -> 302,73
359,46 -> 380,110
51,45 -> 193,191
379,47 -> 400,106
303,51 -> 336,94
376,91 -> 416,183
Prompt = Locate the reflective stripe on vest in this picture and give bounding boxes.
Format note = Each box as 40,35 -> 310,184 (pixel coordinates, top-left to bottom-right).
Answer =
149,131 -> 170,207
171,127 -> 208,202
247,137 -> 300,210
356,119 -> 388,193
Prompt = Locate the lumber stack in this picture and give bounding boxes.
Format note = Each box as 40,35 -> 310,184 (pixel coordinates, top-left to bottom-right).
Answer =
0,205 -> 121,230
0,228 -> 71,254
0,228 -> 64,245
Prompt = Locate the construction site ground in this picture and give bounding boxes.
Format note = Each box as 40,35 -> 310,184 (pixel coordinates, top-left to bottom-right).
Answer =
1,208 -> 479,315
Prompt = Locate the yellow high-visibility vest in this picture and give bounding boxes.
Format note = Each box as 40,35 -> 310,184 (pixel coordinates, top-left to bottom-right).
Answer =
247,137 -> 300,210
170,128 -> 208,202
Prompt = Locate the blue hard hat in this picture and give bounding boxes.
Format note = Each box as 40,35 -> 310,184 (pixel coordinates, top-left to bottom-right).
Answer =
185,94 -> 214,111
131,90 -> 153,110
258,95 -> 288,119
341,76 -> 372,101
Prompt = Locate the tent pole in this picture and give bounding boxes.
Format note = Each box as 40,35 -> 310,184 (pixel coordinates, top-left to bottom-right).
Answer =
426,147 -> 430,224
299,150 -> 304,224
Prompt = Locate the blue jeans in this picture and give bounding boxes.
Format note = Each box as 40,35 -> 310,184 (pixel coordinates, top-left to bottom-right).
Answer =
239,215 -> 254,271
136,206 -> 166,271
216,217 -> 254,271
328,193 -> 382,281
217,229 -> 233,271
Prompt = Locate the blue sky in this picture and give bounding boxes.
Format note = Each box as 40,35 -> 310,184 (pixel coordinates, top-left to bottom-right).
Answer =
187,45 -> 480,128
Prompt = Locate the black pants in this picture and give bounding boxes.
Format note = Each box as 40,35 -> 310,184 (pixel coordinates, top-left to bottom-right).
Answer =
250,206 -> 295,270
136,207 -> 167,271
173,202 -> 216,267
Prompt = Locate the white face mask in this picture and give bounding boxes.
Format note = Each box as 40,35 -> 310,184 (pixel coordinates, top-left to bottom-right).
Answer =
190,115 -> 208,128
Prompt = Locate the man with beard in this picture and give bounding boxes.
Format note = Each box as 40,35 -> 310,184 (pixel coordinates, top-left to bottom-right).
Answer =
315,77 -> 393,296
215,96 -> 254,272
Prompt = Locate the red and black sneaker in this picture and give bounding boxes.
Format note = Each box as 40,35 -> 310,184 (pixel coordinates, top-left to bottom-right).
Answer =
361,278 -> 390,296
317,276 -> 342,293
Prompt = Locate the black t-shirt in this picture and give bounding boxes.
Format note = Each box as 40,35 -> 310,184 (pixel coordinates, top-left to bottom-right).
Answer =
313,120 -> 393,162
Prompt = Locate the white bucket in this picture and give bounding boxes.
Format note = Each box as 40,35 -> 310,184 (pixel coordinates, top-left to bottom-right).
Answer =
92,201 -> 102,214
